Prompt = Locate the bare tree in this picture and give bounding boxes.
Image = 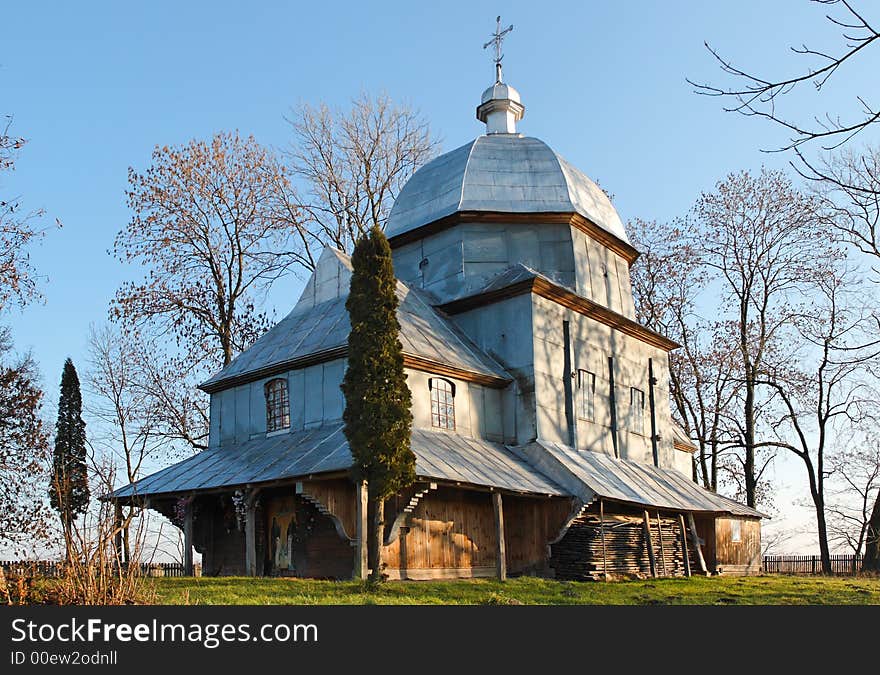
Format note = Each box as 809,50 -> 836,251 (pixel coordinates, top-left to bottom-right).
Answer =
629,218 -> 741,491
826,435 -> 880,557
1,116 -> 56,313
691,168 -> 832,508
814,146 -> 880,273
114,131 -> 303,369
0,328 -> 53,554
112,131 -> 307,451
286,92 -> 438,255
691,1 -> 880,154
753,267 -> 879,572
86,324 -> 166,561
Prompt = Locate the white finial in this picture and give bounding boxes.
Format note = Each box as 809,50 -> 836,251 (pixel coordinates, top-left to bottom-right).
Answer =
477,16 -> 524,134
483,15 -> 513,83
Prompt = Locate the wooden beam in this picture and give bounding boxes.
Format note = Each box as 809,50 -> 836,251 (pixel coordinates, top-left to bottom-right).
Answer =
656,512 -> 667,577
493,492 -> 507,581
183,498 -> 194,577
643,510 -> 657,578
354,481 -> 368,580
113,501 -> 123,564
687,513 -> 708,575
678,514 -> 692,577
244,489 -> 260,577
600,499 -> 608,580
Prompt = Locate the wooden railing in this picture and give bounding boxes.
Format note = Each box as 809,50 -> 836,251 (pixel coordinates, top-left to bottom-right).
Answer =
762,554 -> 864,575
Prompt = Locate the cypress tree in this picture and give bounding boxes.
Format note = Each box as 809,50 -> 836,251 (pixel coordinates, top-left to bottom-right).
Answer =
49,358 -> 90,549
341,226 -> 415,581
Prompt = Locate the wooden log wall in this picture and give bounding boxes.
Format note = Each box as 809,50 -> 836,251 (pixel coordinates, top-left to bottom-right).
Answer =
550,508 -> 700,580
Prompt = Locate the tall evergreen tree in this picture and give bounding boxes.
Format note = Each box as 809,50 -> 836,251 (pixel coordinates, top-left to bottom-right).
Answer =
49,358 -> 90,548
341,226 -> 415,581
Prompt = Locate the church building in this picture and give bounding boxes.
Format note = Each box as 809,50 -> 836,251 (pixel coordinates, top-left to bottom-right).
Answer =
110,34 -> 763,580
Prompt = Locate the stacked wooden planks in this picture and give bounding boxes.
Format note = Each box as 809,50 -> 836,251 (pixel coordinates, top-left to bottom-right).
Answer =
550,511 -> 698,580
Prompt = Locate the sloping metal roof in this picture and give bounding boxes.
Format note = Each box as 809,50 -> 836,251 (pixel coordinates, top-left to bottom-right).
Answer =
518,440 -> 764,518
109,424 -> 565,500
201,275 -> 511,392
386,135 -> 629,244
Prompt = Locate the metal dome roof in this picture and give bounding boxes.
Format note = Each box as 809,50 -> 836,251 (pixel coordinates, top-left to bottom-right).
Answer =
386,134 -> 629,244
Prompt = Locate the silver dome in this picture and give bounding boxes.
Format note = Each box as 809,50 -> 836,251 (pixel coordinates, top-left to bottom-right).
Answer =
386,134 -> 629,244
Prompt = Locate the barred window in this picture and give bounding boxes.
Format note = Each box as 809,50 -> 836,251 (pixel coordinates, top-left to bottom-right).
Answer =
430,378 -> 455,430
265,378 -> 290,432
628,387 -> 645,434
577,370 -> 596,421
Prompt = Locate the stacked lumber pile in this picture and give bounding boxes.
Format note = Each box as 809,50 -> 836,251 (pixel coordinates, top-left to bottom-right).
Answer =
550,512 -> 697,580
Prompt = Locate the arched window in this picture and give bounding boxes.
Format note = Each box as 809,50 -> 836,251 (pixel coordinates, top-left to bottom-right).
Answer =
265,378 -> 290,432
429,378 -> 455,430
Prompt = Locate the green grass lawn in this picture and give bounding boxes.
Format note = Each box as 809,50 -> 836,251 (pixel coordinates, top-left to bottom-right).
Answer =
148,574 -> 880,605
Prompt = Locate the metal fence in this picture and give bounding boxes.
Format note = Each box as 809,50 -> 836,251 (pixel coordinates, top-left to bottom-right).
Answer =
762,554 -> 864,575
0,560 -> 200,578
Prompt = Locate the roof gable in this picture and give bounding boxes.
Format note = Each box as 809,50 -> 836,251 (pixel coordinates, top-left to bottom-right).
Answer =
200,247 -> 511,392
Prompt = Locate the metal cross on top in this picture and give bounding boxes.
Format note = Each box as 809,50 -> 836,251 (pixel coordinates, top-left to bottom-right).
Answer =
483,15 -> 513,83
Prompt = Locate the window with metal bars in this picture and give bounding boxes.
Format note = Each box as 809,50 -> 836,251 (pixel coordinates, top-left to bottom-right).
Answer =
265,378 -> 290,433
576,369 -> 596,421
429,377 -> 455,430
628,386 -> 645,434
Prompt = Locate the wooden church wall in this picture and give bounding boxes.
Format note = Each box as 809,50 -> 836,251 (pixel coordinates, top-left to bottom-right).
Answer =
382,488 -> 497,579
381,487 -> 571,579
503,495 -> 574,575
714,516 -> 762,575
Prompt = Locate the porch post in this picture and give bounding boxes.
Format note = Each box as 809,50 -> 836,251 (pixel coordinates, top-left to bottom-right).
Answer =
183,498 -> 194,577
678,514 -> 692,577
643,510 -> 657,578
493,491 -> 507,581
687,513 -> 708,575
113,500 -> 124,564
354,480 -> 368,580
244,489 -> 260,577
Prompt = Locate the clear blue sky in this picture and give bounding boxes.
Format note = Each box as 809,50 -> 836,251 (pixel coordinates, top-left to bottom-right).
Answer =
4,1 -> 879,549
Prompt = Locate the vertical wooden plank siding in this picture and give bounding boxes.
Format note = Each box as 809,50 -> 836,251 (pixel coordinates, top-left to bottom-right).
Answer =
714,517 -> 762,574
493,492 -> 507,581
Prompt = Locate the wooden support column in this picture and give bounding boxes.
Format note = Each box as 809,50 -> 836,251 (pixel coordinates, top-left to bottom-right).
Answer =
643,510 -> 657,578
354,481 -> 368,580
492,492 -> 507,581
678,514 -> 692,577
113,501 -> 124,564
656,512 -> 667,577
600,499 -> 608,580
183,498 -> 194,577
244,489 -> 260,577
687,513 -> 708,575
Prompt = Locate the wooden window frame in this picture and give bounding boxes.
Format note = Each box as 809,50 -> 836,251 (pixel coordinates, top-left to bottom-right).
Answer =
730,518 -> 742,543
265,378 -> 290,433
429,377 -> 456,430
